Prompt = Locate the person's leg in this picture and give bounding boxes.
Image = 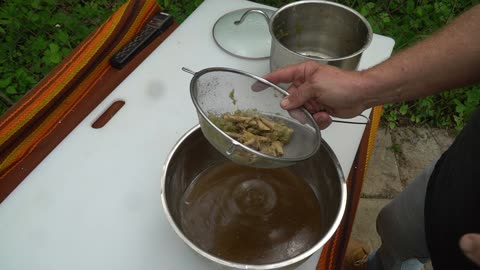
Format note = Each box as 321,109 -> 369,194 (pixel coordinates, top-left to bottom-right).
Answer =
368,161 -> 435,270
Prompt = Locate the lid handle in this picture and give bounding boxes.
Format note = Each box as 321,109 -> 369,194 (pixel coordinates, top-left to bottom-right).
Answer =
234,9 -> 270,25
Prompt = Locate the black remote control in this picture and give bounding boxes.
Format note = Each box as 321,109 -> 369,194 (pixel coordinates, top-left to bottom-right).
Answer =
110,12 -> 174,69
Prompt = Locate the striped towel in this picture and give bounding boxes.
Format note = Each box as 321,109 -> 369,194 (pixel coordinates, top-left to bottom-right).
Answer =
317,106 -> 383,270
0,0 -> 176,201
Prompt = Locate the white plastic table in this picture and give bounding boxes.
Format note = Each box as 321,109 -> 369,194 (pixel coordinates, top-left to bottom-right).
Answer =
0,0 -> 394,269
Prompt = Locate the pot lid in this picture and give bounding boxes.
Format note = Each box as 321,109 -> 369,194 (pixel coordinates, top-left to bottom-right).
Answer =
212,8 -> 274,59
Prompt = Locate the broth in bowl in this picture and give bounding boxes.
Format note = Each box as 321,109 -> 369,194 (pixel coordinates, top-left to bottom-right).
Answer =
179,161 -> 322,264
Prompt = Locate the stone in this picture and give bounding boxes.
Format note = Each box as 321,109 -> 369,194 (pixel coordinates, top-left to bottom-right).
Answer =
429,128 -> 455,153
390,127 -> 442,187
350,198 -> 391,251
350,198 -> 433,270
348,127 -> 447,270
362,128 -> 403,198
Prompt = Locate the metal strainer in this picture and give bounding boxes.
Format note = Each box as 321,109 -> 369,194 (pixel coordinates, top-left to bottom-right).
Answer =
183,67 -> 321,168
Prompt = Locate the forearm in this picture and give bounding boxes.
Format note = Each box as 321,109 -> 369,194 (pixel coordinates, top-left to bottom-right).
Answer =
361,4 -> 480,108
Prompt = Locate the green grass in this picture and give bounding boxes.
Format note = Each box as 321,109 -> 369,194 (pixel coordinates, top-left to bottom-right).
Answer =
0,0 -> 123,114
1,0 -> 479,130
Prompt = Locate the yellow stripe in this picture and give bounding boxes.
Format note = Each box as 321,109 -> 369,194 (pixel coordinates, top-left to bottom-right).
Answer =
0,4 -> 128,146
0,7 -> 128,171
363,106 -> 383,177
1,2 -> 156,172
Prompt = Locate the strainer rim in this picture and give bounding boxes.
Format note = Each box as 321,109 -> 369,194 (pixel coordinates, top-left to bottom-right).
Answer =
189,66 -> 322,163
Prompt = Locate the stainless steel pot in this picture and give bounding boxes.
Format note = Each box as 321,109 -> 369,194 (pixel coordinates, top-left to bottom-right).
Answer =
235,0 -> 373,70
161,125 -> 346,270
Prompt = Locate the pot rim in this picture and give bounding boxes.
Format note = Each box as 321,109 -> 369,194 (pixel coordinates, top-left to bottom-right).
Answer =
269,0 -> 373,62
160,124 -> 347,269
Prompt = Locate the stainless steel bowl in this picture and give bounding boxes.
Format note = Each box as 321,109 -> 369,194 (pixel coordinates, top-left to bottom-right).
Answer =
161,125 -> 346,270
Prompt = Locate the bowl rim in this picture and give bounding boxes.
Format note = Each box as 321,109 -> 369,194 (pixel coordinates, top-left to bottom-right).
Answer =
160,124 -> 347,269
189,66 -> 322,164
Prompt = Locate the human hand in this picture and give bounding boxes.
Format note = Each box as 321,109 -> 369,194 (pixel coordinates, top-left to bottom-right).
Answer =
460,233 -> 480,266
263,61 -> 370,129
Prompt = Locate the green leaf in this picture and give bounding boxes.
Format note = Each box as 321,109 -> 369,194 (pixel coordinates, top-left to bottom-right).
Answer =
49,53 -> 62,64
31,37 -> 48,51
371,22 -> 381,33
381,14 -> 391,23
6,86 -> 17,94
360,5 -> 370,17
389,122 -> 396,129
0,77 -> 12,88
61,47 -> 71,57
407,0 -> 415,12
399,104 -> 408,115
31,0 -> 41,9
49,43 -> 60,53
30,13 -> 40,22
0,19 -> 11,25
57,31 -> 69,44
15,69 -> 27,79
415,7 -> 424,17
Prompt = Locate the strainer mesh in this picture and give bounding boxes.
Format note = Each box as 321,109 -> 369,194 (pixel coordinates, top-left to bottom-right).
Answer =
191,68 -> 321,163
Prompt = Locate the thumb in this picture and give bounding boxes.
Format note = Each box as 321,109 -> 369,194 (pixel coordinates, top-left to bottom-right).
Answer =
460,233 -> 480,266
281,83 -> 314,110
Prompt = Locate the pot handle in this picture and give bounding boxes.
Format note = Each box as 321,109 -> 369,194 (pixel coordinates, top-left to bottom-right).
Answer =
234,9 -> 271,25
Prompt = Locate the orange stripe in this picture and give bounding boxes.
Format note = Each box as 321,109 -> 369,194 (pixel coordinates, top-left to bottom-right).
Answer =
0,8 -> 120,130
0,16 -> 118,136
1,2 -> 158,174
0,11 -> 126,170
0,0 -> 148,136
0,6 -> 127,145
328,235 -> 340,269
8,0 -> 148,127
317,107 -> 383,270
364,106 -> 382,177
1,67 -> 110,175
117,0 -> 156,50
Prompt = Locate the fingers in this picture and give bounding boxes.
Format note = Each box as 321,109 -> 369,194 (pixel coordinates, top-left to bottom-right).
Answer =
263,63 -> 307,85
287,108 -> 308,124
305,99 -> 327,114
305,100 -> 317,113
313,112 -> 332,129
264,61 -> 319,85
252,61 -> 315,92
250,80 -> 270,92
264,61 -> 332,129
460,233 -> 480,266
281,83 -> 315,110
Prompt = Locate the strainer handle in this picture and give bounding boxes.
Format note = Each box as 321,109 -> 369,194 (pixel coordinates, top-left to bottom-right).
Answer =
332,114 -> 370,125
181,67 -> 196,75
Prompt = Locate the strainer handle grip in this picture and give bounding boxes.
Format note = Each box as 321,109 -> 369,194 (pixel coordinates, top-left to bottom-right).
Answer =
234,9 -> 271,25
181,67 -> 196,75
332,114 -> 370,125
